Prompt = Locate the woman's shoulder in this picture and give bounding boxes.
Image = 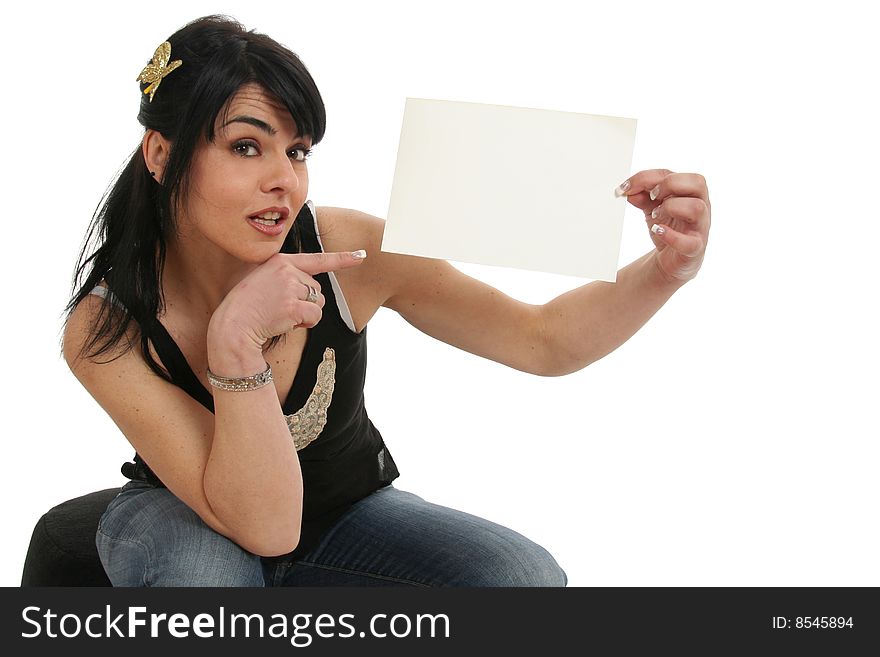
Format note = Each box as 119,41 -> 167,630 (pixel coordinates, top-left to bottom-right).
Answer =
310,206 -> 393,330
63,281 -> 138,369
312,205 -> 386,256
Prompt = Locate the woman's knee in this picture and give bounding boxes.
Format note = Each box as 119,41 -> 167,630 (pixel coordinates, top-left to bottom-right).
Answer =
96,483 -> 264,587
457,537 -> 567,587
429,510 -> 566,587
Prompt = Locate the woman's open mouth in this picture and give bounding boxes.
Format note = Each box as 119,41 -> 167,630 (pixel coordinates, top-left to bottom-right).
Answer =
246,209 -> 288,236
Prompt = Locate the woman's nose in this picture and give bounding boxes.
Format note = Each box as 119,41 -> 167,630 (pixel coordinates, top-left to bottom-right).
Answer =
262,153 -> 300,194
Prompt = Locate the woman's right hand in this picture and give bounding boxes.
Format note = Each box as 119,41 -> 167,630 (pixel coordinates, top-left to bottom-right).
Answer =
209,250 -> 366,353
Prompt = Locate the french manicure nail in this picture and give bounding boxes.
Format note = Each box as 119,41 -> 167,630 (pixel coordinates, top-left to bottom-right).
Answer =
651,223 -> 665,235
614,179 -> 631,197
351,249 -> 367,259
649,185 -> 661,201
651,207 -> 660,219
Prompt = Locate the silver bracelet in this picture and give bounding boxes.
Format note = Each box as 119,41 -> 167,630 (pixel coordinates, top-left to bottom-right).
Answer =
206,361 -> 273,392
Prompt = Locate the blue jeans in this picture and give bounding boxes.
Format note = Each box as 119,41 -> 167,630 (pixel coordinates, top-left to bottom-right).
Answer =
96,482 -> 567,587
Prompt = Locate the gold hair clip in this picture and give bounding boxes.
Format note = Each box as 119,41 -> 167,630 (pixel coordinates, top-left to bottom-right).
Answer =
136,41 -> 182,103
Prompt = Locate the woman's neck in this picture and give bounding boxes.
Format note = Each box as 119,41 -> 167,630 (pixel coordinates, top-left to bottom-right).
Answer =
162,235 -> 256,323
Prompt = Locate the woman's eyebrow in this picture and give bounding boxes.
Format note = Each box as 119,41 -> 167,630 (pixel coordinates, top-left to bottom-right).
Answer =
221,115 -> 278,136
220,115 -> 308,142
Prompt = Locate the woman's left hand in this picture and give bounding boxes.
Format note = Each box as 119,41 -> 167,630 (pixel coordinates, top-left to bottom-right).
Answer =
616,169 -> 711,284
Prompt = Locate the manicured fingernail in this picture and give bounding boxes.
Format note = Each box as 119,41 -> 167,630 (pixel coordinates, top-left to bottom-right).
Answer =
649,185 -> 661,201
614,180 -> 631,197
351,249 -> 367,259
651,223 -> 666,235
651,207 -> 660,219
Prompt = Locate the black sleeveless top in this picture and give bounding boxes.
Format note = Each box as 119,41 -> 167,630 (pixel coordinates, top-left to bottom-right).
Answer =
121,201 -> 399,559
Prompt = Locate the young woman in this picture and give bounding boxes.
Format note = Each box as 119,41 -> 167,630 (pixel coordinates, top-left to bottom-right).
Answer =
64,15 -> 711,586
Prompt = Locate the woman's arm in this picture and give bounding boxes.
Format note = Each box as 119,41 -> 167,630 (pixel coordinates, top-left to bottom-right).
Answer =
335,169 -> 710,376
64,296 -> 299,557
201,319 -> 304,554
538,249 -> 685,375
64,251 -> 365,557
381,248 -> 683,377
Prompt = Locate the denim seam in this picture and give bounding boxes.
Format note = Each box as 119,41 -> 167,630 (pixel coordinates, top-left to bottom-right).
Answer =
96,527 -> 151,586
291,560 -> 433,587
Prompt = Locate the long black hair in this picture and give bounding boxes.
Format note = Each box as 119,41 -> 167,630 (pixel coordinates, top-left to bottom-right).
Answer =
64,15 -> 326,380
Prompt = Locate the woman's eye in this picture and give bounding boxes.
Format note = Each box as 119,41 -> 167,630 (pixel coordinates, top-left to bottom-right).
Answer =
290,147 -> 313,162
233,141 -> 259,157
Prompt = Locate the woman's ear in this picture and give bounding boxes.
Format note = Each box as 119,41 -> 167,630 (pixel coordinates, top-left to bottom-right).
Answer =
142,129 -> 171,182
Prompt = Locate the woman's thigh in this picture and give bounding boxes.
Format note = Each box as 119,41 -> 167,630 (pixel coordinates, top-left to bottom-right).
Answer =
96,481 -> 265,587
270,486 -> 567,587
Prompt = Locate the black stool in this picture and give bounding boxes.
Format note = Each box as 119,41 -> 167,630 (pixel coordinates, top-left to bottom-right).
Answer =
21,489 -> 120,586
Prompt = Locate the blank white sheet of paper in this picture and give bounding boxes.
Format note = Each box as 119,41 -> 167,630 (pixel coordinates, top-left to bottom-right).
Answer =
381,98 -> 637,281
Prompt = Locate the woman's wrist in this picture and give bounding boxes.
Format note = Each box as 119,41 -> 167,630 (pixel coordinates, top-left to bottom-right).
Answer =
647,249 -> 690,291
206,313 -> 267,377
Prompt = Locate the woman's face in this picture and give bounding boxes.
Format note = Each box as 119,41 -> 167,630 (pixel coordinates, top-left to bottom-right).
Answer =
177,83 -> 312,264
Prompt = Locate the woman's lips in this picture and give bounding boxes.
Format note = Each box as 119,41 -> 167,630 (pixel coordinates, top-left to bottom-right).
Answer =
246,216 -> 286,236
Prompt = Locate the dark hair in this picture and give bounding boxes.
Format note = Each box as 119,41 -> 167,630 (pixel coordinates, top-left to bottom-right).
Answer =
64,15 -> 326,379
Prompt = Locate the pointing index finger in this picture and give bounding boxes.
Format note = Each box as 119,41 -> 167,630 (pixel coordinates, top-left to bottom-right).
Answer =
293,250 -> 367,275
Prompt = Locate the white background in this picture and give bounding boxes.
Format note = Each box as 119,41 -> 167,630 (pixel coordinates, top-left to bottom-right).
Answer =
1,0 -> 877,587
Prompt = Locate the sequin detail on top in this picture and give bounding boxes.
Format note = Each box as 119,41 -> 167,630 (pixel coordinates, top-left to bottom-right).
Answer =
287,347 -> 336,450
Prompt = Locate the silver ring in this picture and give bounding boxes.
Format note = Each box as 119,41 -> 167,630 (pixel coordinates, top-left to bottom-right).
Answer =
305,284 -> 319,304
